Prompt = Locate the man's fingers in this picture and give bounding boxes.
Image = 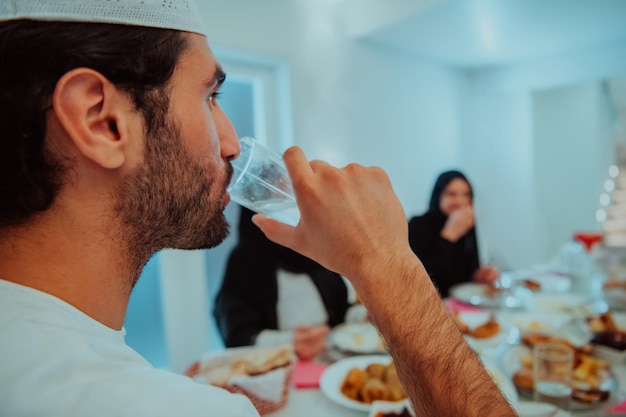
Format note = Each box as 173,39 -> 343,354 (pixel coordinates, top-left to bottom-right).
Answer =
251,214 -> 297,247
282,146 -> 312,183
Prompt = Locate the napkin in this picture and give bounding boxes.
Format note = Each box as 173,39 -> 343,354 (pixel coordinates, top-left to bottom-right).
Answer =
606,400 -> 626,414
292,360 -> 327,389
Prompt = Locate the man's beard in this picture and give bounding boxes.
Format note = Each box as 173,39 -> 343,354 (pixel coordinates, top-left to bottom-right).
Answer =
114,116 -> 232,282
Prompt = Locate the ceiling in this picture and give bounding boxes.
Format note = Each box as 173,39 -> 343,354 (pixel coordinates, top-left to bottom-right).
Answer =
348,0 -> 626,69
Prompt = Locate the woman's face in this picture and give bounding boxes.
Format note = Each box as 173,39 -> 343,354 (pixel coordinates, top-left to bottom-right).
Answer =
439,178 -> 472,216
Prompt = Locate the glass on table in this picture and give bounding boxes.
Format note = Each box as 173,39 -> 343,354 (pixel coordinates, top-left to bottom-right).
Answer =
532,342 -> 574,410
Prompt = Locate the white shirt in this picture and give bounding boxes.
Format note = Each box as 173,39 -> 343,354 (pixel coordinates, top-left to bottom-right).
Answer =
255,271 -> 367,348
0,279 -> 259,417
276,270 -> 328,330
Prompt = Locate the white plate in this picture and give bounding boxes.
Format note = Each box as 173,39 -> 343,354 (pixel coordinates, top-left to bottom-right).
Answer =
449,282 -> 531,308
513,401 -> 559,417
527,293 -> 608,317
367,399 -> 414,417
456,311 -> 509,349
449,282 -> 506,308
319,354 -> 395,412
523,272 -> 572,293
509,311 -> 572,335
330,323 -> 386,354
483,361 -> 519,405
320,354 -> 519,414
590,311 -> 626,364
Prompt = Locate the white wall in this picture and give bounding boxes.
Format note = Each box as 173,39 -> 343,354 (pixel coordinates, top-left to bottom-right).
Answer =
460,87 -> 538,269
533,82 -> 615,258
199,0 -> 464,217
461,44 -> 626,268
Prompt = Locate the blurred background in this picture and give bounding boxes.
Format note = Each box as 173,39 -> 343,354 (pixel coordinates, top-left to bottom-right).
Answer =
122,0 -> 626,371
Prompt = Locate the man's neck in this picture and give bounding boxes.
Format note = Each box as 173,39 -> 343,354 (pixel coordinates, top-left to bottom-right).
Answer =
0,211 -> 143,330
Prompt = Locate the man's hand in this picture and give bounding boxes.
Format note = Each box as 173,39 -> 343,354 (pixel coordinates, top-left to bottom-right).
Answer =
293,325 -> 329,361
251,146 -> 413,282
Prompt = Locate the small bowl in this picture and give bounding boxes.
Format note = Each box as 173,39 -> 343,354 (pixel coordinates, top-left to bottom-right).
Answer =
592,343 -> 626,365
368,399 -> 414,417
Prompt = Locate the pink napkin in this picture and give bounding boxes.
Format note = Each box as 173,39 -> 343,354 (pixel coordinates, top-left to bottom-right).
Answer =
444,298 -> 482,313
292,360 -> 328,389
605,400 -> 626,414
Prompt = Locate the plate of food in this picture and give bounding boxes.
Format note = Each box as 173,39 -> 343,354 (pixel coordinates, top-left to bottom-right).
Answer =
451,310 -> 508,348
498,333 -> 617,410
587,311 -> 626,364
319,355 -> 408,412
508,311 -> 572,336
330,323 -> 386,354
449,282 -> 531,309
518,272 -> 572,294
526,293 -> 609,317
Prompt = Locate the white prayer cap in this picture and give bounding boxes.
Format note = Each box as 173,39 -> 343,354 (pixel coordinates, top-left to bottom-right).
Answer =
0,0 -> 207,36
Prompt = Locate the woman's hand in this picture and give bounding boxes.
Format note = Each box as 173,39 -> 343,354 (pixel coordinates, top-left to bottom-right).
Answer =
293,325 -> 329,361
440,206 -> 475,242
473,265 -> 500,284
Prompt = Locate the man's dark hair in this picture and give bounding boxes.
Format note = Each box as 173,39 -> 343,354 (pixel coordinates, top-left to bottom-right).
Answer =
0,21 -> 188,228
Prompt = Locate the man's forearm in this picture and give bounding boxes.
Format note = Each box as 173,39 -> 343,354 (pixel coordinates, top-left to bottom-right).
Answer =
353,255 -> 516,417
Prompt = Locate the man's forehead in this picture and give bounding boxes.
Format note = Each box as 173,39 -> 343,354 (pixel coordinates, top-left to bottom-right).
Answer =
177,34 -> 219,75
171,34 -> 223,89
0,0 -> 207,36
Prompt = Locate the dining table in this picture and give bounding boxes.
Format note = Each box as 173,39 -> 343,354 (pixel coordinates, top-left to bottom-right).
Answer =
264,270 -> 626,417
266,357 -> 625,417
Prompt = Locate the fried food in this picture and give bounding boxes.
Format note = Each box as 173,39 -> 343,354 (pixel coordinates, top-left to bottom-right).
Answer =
512,366 -> 534,391
603,278 -> 626,290
521,279 -> 541,292
469,316 -> 500,339
340,368 -> 367,401
366,363 -> 387,379
452,312 -> 500,339
587,311 -> 626,350
484,285 -> 503,298
382,363 -> 407,401
521,333 -> 592,355
587,312 -> 620,333
513,333 -> 613,404
360,378 -> 390,404
340,362 -> 407,404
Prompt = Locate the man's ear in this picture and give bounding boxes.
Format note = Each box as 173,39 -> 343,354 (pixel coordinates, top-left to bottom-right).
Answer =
52,68 -> 135,169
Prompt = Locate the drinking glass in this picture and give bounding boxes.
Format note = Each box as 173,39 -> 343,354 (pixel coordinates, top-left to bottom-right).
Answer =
533,342 -> 573,410
228,137 -> 300,226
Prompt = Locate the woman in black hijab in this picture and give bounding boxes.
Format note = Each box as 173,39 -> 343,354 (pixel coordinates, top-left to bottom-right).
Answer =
214,207 -> 359,360
408,170 -> 499,297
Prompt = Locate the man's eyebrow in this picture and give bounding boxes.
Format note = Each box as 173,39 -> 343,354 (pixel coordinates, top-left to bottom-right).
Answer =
205,66 -> 226,89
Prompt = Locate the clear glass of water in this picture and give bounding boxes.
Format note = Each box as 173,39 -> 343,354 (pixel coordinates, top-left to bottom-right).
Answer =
228,137 -> 300,226
533,342 -> 574,410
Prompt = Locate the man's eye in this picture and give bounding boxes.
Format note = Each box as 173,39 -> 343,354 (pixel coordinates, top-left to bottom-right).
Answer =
209,91 -> 222,104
